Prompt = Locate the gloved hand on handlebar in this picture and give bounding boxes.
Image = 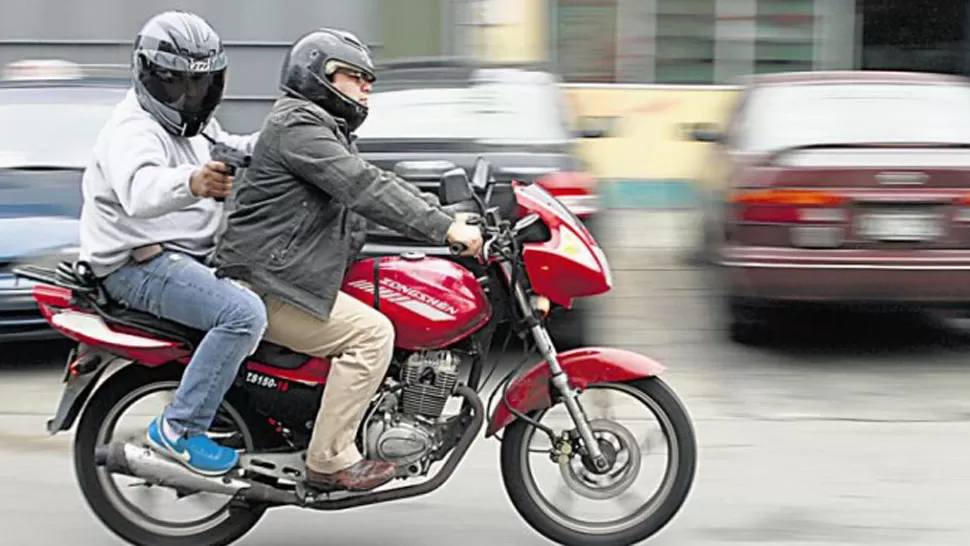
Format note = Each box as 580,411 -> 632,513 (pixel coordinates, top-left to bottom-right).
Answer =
446,217 -> 484,257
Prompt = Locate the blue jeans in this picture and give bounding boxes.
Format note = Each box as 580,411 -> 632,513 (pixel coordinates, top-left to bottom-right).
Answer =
101,252 -> 267,436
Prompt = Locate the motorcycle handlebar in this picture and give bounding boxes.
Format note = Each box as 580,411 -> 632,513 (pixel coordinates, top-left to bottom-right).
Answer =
447,210 -> 499,257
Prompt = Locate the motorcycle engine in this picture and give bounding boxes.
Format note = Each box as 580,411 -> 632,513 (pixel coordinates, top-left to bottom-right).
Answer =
364,350 -> 460,475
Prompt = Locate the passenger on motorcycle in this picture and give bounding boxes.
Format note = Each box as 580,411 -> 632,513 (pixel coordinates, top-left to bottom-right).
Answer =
78,11 -> 267,476
213,28 -> 484,492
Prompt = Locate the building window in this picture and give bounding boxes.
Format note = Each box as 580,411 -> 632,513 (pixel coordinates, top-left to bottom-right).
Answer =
378,0 -> 446,60
553,0 -> 620,83
552,0 -> 828,85
753,0 -> 816,74
654,0 -> 717,84
859,0 -> 966,75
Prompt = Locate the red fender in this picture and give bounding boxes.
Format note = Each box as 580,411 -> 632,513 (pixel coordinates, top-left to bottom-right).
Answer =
486,347 -> 666,436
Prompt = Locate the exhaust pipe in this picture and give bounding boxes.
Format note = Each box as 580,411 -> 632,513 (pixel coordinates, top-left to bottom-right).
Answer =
95,442 -> 299,506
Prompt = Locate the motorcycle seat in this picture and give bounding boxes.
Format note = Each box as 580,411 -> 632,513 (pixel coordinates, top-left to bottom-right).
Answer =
56,261 -> 312,371
103,304 -> 312,370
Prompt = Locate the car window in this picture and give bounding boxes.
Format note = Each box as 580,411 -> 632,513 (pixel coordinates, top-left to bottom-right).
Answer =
0,87 -> 123,168
356,82 -> 571,145
737,83 -> 970,152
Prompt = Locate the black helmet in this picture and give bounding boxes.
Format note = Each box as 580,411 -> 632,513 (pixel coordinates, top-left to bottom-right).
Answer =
131,11 -> 228,137
279,28 -> 376,132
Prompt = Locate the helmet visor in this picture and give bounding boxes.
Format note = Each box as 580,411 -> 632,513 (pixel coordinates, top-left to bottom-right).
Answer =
324,59 -> 376,84
139,58 -> 226,114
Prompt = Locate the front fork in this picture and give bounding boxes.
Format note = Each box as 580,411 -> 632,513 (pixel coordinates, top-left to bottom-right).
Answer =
506,265 -> 609,471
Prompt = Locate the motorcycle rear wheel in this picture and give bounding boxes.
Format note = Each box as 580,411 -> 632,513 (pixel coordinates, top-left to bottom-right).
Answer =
74,365 -> 270,546
499,377 -> 697,546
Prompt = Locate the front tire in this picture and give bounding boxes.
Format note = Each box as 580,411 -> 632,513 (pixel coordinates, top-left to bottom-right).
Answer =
74,365 -> 268,546
499,377 -> 697,545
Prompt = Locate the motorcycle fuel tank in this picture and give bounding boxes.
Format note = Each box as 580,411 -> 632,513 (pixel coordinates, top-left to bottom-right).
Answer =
342,253 -> 492,350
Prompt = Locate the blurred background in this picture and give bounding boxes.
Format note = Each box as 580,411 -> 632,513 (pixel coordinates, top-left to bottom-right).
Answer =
4,0 -> 970,544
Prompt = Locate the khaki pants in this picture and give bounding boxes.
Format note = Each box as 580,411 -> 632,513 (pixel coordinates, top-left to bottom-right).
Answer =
260,291 -> 394,474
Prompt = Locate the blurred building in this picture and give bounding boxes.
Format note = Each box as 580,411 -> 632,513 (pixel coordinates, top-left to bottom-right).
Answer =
1,0 -> 963,208
532,0 -> 970,208
524,0 -> 967,85
1,1 -> 957,124
0,0 -> 486,132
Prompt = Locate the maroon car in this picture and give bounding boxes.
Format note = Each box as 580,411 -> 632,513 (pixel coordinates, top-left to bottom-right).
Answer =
691,70 -> 970,342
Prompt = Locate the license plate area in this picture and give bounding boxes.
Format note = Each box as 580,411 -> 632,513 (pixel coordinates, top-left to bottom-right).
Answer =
855,207 -> 944,242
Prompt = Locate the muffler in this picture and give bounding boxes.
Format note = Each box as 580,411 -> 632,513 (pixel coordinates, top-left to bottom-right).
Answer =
94,442 -> 299,506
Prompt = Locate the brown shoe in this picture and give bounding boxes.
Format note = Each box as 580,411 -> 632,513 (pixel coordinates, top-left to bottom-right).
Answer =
306,460 -> 397,492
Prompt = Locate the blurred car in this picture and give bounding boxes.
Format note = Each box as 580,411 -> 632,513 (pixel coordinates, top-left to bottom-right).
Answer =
354,58 -> 607,348
690,70 -> 970,342
0,60 -> 128,342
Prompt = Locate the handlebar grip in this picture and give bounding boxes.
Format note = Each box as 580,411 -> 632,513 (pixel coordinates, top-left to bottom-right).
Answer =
449,242 -> 468,255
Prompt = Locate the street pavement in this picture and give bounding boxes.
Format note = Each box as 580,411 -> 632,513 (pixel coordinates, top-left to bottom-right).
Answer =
2,210 -> 970,545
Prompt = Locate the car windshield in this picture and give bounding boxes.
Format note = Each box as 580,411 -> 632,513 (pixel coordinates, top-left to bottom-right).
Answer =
0,87 -> 122,169
356,83 -> 570,145
739,83 -> 970,152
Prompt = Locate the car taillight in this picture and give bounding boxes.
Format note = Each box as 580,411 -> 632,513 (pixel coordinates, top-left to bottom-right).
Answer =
731,188 -> 847,248
731,189 -> 846,223
954,193 -> 970,222
535,171 -> 599,217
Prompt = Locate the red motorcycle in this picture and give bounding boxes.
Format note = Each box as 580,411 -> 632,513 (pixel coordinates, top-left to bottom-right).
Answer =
14,158 -> 696,546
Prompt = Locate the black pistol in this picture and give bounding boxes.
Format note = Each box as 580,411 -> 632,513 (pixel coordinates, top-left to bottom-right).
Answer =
203,134 -> 251,203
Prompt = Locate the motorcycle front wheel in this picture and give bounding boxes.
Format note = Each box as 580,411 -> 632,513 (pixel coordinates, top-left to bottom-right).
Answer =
73,365 -> 270,546
499,377 -> 697,546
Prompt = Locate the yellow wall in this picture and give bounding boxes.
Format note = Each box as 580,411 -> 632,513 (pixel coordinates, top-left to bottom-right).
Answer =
564,85 -> 740,183
480,0 -> 547,63
478,1 -> 740,192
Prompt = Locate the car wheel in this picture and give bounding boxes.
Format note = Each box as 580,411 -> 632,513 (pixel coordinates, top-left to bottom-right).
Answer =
923,307 -> 970,339
726,298 -> 762,345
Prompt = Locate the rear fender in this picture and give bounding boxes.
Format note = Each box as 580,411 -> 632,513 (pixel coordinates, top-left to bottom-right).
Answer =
486,347 -> 666,437
46,352 -> 137,435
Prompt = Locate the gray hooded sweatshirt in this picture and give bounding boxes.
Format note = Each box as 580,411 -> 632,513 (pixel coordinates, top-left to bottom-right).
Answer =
78,88 -> 258,278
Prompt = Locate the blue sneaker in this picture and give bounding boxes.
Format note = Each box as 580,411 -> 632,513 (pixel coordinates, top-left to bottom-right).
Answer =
146,416 -> 239,477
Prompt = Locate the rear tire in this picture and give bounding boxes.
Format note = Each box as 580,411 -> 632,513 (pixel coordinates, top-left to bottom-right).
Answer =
499,377 -> 697,545
74,365 -> 269,546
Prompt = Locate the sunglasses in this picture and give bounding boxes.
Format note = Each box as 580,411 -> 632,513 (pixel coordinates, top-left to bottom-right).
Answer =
335,67 -> 375,84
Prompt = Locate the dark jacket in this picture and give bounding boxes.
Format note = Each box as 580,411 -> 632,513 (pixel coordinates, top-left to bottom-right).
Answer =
213,95 -> 454,321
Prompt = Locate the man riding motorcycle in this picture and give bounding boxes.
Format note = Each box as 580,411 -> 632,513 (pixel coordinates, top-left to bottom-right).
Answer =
78,11 -> 266,477
213,28 -> 483,492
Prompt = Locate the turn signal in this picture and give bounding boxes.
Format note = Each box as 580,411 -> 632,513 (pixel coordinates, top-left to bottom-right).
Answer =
731,189 -> 845,224
532,295 -> 551,318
